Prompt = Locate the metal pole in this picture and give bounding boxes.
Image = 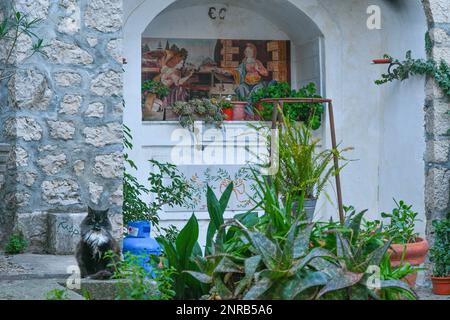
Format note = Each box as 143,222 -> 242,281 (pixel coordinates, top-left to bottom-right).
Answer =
327,101 -> 345,224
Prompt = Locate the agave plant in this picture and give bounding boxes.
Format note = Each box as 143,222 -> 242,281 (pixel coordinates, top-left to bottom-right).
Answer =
315,209 -> 418,300
188,217 -> 336,300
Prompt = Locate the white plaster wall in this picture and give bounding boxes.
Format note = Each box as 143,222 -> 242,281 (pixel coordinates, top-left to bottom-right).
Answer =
123,0 -> 427,238
376,0 -> 427,235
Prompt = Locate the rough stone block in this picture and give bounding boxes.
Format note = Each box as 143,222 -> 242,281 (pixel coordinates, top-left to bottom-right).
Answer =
425,167 -> 450,213
426,139 -> 450,163
47,213 -> 87,255
14,212 -> 48,253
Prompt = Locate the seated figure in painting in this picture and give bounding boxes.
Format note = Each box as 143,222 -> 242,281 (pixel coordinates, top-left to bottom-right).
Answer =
215,43 -> 273,116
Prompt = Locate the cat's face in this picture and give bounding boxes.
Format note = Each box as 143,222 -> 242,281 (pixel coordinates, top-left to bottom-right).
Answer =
82,207 -> 112,232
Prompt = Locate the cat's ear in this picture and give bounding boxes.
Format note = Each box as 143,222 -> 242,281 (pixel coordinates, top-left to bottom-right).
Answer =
101,208 -> 109,216
88,206 -> 94,216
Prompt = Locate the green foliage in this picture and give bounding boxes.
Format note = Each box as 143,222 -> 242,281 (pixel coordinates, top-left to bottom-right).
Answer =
159,225 -> 180,243
381,199 -> 420,244
250,82 -> 324,130
378,254 -> 419,300
5,232 -> 28,254
212,97 -> 233,110
429,218 -> 450,277
157,214 -> 204,299
173,98 -> 226,131
375,51 -> 450,97
0,11 -> 46,80
123,125 -> 193,226
275,115 -> 349,200
185,183 -> 417,300
109,252 -> 176,300
46,289 -> 69,300
142,80 -> 170,99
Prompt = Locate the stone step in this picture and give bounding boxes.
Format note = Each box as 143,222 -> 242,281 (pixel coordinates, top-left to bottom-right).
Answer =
59,278 -> 158,300
0,154 -> 8,163
0,279 -> 84,300
0,164 -> 7,173
0,144 -> 10,153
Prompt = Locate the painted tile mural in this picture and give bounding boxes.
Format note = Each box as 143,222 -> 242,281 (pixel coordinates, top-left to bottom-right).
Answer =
163,165 -> 257,212
142,38 -> 291,121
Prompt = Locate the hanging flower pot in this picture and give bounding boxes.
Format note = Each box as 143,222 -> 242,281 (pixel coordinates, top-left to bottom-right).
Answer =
232,101 -> 247,121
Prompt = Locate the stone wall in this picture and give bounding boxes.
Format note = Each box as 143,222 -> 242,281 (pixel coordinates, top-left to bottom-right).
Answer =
0,0 -> 124,253
422,0 -> 450,282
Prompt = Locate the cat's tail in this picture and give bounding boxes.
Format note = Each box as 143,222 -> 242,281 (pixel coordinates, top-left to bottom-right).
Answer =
88,270 -> 113,280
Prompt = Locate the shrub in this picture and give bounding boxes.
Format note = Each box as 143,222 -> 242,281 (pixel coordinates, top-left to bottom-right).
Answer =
45,289 -> 69,300
5,232 -> 28,254
381,199 -> 420,244
429,218 -> 450,277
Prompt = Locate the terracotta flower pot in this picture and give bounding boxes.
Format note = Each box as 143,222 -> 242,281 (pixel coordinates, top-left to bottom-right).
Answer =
431,277 -> 450,295
222,108 -> 233,121
389,237 -> 429,288
232,101 -> 247,121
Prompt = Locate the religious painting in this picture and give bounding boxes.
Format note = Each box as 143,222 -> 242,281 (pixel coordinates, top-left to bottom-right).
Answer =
141,38 -> 291,121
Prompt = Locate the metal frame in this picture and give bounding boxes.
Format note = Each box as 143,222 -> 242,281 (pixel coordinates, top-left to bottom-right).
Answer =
260,97 -> 345,224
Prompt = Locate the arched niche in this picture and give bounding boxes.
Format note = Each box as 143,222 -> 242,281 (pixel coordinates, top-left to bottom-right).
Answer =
123,0 -> 429,238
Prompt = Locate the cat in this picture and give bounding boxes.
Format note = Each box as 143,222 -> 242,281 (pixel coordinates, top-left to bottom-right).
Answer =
75,207 -> 121,280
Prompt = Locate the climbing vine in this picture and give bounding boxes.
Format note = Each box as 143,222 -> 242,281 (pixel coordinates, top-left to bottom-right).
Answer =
375,51 -> 450,96
375,50 -> 450,135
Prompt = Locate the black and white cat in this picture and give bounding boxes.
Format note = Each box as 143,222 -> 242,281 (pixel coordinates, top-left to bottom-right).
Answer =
75,207 -> 120,280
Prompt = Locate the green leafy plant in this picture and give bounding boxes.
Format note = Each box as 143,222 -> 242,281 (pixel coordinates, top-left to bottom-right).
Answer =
0,11 -> 46,81
123,125 -> 193,227
381,199 -> 420,244
172,98 -> 226,131
375,51 -> 450,97
213,97 -> 233,111
46,289 -> 69,301
429,218 -> 450,277
179,170 -> 416,300
251,82 -> 324,130
157,183 -> 237,299
312,210 -> 417,300
157,214 -> 204,299
142,80 -> 170,99
5,232 -> 28,254
108,252 -> 175,300
274,113 -> 349,201
159,225 -> 180,243
378,254 -> 419,300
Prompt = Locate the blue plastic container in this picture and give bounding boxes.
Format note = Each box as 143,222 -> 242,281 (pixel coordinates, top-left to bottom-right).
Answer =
123,221 -> 161,275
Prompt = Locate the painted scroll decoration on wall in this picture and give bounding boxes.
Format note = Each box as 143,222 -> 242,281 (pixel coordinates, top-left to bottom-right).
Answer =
142,38 -> 291,121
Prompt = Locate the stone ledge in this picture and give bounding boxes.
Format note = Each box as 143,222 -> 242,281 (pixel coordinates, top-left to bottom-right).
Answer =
59,278 -> 158,300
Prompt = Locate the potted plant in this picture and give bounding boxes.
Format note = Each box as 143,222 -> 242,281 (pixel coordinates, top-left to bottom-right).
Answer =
216,98 -> 233,121
231,101 -> 247,121
382,200 -> 429,287
429,217 -> 450,295
250,82 -> 324,130
173,99 -> 225,131
274,114 -> 347,220
142,80 -> 170,119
